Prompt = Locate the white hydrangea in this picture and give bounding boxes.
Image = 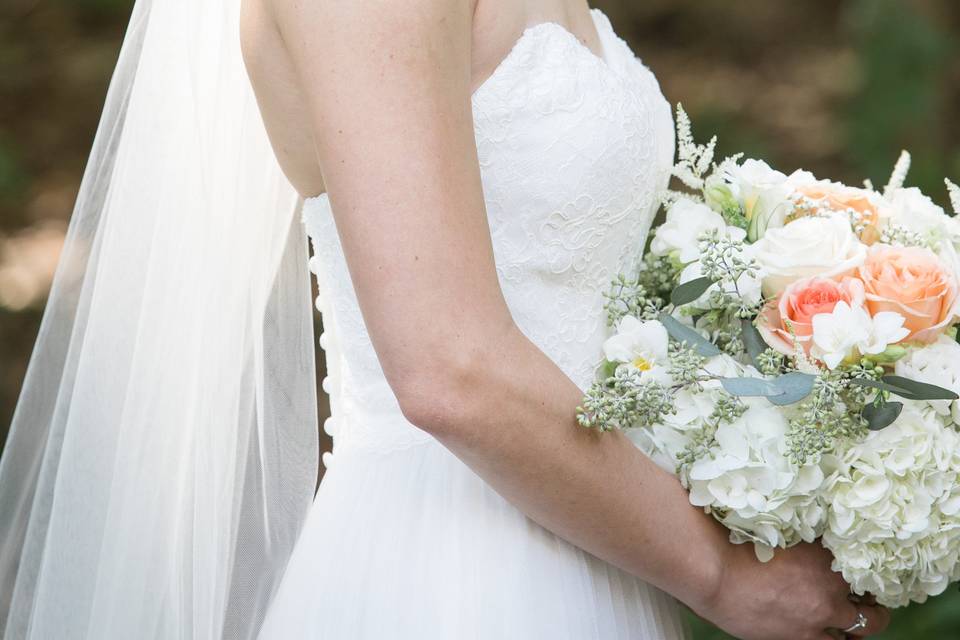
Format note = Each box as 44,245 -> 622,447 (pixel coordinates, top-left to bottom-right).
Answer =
821,404 -> 960,607
686,397 -> 824,556
895,336 -> 960,423
631,355 -> 826,560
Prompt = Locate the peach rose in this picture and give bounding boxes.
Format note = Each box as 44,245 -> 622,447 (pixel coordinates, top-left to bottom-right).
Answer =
758,276 -> 865,355
859,246 -> 959,343
794,183 -> 883,244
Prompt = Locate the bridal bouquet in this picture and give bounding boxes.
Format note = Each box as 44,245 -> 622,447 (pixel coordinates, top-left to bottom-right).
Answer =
578,105 -> 960,608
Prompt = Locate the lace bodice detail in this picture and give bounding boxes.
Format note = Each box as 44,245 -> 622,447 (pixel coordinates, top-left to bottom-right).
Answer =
302,9 -> 674,458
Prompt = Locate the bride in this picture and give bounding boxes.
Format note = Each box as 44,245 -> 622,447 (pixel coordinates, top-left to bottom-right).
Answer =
0,1 -> 890,638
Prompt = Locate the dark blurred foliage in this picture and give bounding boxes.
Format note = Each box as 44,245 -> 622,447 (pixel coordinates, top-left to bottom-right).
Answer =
1,1 -> 959,637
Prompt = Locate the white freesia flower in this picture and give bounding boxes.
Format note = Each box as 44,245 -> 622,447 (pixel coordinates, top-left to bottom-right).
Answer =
822,404 -> 960,607
602,316 -> 670,383
810,301 -> 909,370
895,336 -> 960,421
860,311 -> 911,355
751,215 -> 868,296
810,302 -> 870,369
650,198 -> 743,263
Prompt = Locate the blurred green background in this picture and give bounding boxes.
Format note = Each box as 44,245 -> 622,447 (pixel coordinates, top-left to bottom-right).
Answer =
1,0 -> 959,637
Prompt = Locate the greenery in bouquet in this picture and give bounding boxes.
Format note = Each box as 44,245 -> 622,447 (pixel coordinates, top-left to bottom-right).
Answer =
578,105 -> 960,607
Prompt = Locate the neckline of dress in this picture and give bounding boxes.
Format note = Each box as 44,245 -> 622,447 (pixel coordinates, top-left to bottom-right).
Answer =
303,9 -> 616,204
471,8 -> 612,101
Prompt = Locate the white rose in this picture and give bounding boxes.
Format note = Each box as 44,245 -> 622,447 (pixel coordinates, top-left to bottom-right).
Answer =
602,316 -> 670,383
650,198 -> 742,263
751,215 -> 867,296
895,337 -> 960,420
885,187 -> 960,277
886,187 -> 955,242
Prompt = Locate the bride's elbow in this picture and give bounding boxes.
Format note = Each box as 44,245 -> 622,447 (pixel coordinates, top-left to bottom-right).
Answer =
388,347 -> 489,440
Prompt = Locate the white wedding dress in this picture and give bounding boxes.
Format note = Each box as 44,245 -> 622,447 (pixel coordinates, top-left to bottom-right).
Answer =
259,9 -> 685,639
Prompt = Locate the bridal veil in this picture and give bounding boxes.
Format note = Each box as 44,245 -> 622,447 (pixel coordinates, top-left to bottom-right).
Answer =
0,0 -> 320,637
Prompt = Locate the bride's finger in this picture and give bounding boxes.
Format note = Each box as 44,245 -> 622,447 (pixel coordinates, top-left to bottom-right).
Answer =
829,602 -> 890,637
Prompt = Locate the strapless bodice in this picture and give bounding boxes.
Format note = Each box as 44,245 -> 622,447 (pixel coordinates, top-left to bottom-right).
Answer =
302,9 -> 674,458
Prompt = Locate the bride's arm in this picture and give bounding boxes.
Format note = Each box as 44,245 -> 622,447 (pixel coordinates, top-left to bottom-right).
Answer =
262,2 -> 887,638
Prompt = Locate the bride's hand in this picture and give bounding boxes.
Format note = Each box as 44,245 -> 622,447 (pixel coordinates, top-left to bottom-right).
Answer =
695,542 -> 890,640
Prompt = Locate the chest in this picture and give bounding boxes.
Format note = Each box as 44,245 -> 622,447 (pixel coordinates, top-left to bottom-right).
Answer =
469,18 -> 674,283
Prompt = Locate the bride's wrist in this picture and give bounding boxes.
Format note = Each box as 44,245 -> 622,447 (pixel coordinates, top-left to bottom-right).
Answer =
684,532 -> 741,621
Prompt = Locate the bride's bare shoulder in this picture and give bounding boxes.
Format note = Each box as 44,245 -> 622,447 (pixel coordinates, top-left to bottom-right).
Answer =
237,0 -> 540,198
241,0 -> 483,198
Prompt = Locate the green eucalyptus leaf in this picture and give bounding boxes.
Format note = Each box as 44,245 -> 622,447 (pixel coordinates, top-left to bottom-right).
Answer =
670,277 -> 714,306
766,372 -> 816,406
850,377 -> 909,395
740,318 -> 767,368
881,375 -> 959,401
851,376 -> 959,401
862,400 -> 903,431
719,372 -> 815,406
658,313 -> 721,357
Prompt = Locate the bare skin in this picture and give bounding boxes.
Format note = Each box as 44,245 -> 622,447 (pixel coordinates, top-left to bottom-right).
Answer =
239,1 -> 890,638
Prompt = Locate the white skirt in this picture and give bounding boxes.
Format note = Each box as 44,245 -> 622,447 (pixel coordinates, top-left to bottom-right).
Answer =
258,439 -> 688,639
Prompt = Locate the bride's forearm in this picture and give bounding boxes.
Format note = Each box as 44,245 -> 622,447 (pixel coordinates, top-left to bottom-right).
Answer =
399,321 -> 730,613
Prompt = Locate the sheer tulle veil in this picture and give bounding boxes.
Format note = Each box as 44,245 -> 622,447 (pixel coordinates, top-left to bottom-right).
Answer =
0,0 -> 319,637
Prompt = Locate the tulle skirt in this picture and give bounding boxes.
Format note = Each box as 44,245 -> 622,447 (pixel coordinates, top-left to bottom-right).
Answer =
258,438 -> 687,639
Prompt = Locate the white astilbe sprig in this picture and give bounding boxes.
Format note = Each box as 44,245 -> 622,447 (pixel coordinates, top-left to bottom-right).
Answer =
675,103 -> 696,161
696,136 -> 717,177
946,178 -> 960,215
672,103 -> 717,190
883,150 -> 911,198
714,153 -> 745,177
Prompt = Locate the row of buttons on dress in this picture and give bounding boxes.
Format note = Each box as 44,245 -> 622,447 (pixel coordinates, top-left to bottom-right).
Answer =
314,280 -> 336,469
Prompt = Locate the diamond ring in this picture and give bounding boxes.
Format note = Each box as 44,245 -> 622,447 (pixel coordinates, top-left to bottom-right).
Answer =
842,611 -> 868,634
